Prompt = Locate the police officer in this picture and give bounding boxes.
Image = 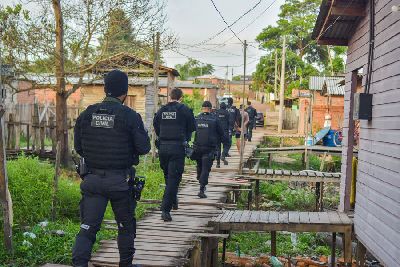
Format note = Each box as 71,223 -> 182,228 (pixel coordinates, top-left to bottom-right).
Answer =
72,69 -> 150,267
192,101 -> 225,198
226,97 -> 241,156
215,102 -> 230,168
153,88 -> 196,222
245,101 -> 257,142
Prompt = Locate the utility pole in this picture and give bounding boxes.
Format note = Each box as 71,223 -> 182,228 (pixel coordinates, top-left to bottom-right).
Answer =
239,40 -> 247,174
0,44 -> 13,252
225,65 -> 228,95
274,49 -> 278,100
278,36 -> 286,133
151,32 -> 160,161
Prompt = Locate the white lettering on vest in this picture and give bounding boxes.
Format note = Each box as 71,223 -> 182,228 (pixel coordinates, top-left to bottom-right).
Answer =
162,112 -> 176,120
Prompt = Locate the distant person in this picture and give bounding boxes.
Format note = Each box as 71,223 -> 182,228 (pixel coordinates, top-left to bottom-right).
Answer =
153,88 -> 196,221
72,69 -> 151,266
226,97 -> 241,156
215,102 -> 230,168
245,101 -> 257,141
192,101 -> 225,198
235,104 -> 249,153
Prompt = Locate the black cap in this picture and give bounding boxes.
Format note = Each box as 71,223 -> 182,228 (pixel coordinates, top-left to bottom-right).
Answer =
220,102 -> 227,109
202,101 -> 212,108
104,69 -> 128,97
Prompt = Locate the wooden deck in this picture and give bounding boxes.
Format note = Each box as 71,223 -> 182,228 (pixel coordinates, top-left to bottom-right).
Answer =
210,210 -> 353,263
248,168 -> 341,183
90,131 -> 265,266
256,145 -> 356,156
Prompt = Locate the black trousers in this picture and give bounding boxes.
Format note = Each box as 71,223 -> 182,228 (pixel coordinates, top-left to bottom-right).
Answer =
159,144 -> 185,212
216,132 -> 230,163
225,130 -> 233,154
72,170 -> 136,267
192,147 -> 215,187
247,122 -> 255,141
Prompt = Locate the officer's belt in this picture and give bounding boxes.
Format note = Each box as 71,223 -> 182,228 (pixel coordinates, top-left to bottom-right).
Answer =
88,168 -> 130,177
160,140 -> 185,145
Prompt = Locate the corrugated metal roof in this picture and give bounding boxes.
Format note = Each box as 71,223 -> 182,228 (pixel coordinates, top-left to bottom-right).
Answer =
309,76 -> 345,95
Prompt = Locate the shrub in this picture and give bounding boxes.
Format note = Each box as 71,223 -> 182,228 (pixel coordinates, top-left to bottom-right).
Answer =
7,156 -> 55,226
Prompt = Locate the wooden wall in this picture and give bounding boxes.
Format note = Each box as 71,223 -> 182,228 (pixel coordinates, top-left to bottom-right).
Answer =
340,1 -> 400,266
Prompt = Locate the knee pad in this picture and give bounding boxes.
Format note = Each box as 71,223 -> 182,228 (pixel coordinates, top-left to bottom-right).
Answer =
78,223 -> 99,243
117,219 -> 136,236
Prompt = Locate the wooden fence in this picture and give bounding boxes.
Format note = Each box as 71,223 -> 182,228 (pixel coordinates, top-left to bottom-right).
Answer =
4,103 -> 82,157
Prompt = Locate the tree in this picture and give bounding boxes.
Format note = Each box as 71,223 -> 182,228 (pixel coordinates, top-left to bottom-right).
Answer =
175,59 -> 214,80
0,0 -> 175,166
253,0 -> 345,96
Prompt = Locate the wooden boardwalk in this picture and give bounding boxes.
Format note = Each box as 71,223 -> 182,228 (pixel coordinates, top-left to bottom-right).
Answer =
90,131 -> 265,266
249,168 -> 341,183
210,210 -> 353,264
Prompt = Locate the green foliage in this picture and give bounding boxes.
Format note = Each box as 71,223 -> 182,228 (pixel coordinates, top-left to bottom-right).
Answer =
181,88 -> 204,115
253,0 -> 346,93
227,232 -> 331,257
0,155 -> 166,266
175,59 -> 214,80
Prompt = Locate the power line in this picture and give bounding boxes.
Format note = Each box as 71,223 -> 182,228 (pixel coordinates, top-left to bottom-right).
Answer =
192,0 -> 264,47
214,0 -> 279,49
209,0 -> 243,43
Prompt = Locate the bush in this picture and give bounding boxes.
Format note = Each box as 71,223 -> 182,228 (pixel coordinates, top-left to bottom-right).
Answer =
7,156 -> 55,226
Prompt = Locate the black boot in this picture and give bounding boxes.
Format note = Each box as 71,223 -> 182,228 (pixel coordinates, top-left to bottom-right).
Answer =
161,211 -> 172,222
216,161 -> 221,168
172,196 -> 179,210
198,185 -> 207,199
221,156 -> 228,165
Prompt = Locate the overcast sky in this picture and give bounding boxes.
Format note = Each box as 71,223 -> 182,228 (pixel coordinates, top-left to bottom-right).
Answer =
2,0 -> 285,78
164,0 -> 285,78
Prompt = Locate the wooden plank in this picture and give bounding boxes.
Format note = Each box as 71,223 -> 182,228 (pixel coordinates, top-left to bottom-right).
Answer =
249,211 -> 261,223
327,211 -> 343,225
266,169 -> 274,175
306,171 -> 316,177
278,211 -> 289,224
337,212 -> 353,225
298,212 -> 310,224
259,211 -> 270,223
299,170 -> 308,176
268,211 -> 279,224
239,210 -> 252,223
308,212 -> 320,224
283,170 -> 291,176
318,212 -> 331,224
232,210 -> 244,223
288,211 -> 300,224
274,169 -> 283,175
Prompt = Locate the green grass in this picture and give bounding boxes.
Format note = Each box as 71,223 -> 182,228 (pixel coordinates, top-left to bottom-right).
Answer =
227,232 -> 332,257
0,155 -> 165,266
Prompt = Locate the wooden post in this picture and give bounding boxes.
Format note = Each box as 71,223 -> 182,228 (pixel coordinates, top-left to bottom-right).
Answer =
271,231 -> 277,256
239,40 -> 247,174
274,49 -> 278,99
51,141 -> 61,221
330,232 -> 336,267
26,124 -> 30,150
255,180 -> 260,210
49,115 -> 56,154
151,32 -> 160,162
7,114 -> 15,150
0,111 -> 13,252
343,228 -> 353,265
278,36 -> 286,133
15,109 -> 20,150
200,236 -> 210,267
340,71 -> 358,212
247,184 -> 252,210
40,120 -> 45,154
222,237 -> 227,266
268,153 -> 272,168
355,240 -> 366,267
315,182 -> 321,211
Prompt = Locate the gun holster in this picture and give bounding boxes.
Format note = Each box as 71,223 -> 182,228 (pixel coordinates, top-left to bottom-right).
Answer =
74,157 -> 89,179
128,168 -> 146,201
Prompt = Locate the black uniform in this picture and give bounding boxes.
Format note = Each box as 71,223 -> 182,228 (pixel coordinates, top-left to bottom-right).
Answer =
153,101 -> 196,213
215,108 -> 230,165
192,112 -> 225,190
245,105 -> 257,141
226,105 -> 241,152
72,97 -> 150,267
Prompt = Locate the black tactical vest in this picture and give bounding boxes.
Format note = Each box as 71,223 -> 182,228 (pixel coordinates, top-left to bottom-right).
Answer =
79,102 -> 135,169
216,109 -> 230,131
227,106 -> 241,128
159,102 -> 186,143
194,113 -> 218,148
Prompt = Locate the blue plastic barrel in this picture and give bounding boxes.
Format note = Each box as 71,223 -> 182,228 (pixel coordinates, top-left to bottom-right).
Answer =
323,130 -> 338,147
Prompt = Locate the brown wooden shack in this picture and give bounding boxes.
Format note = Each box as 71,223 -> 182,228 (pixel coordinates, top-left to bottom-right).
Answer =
313,1 -> 400,266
